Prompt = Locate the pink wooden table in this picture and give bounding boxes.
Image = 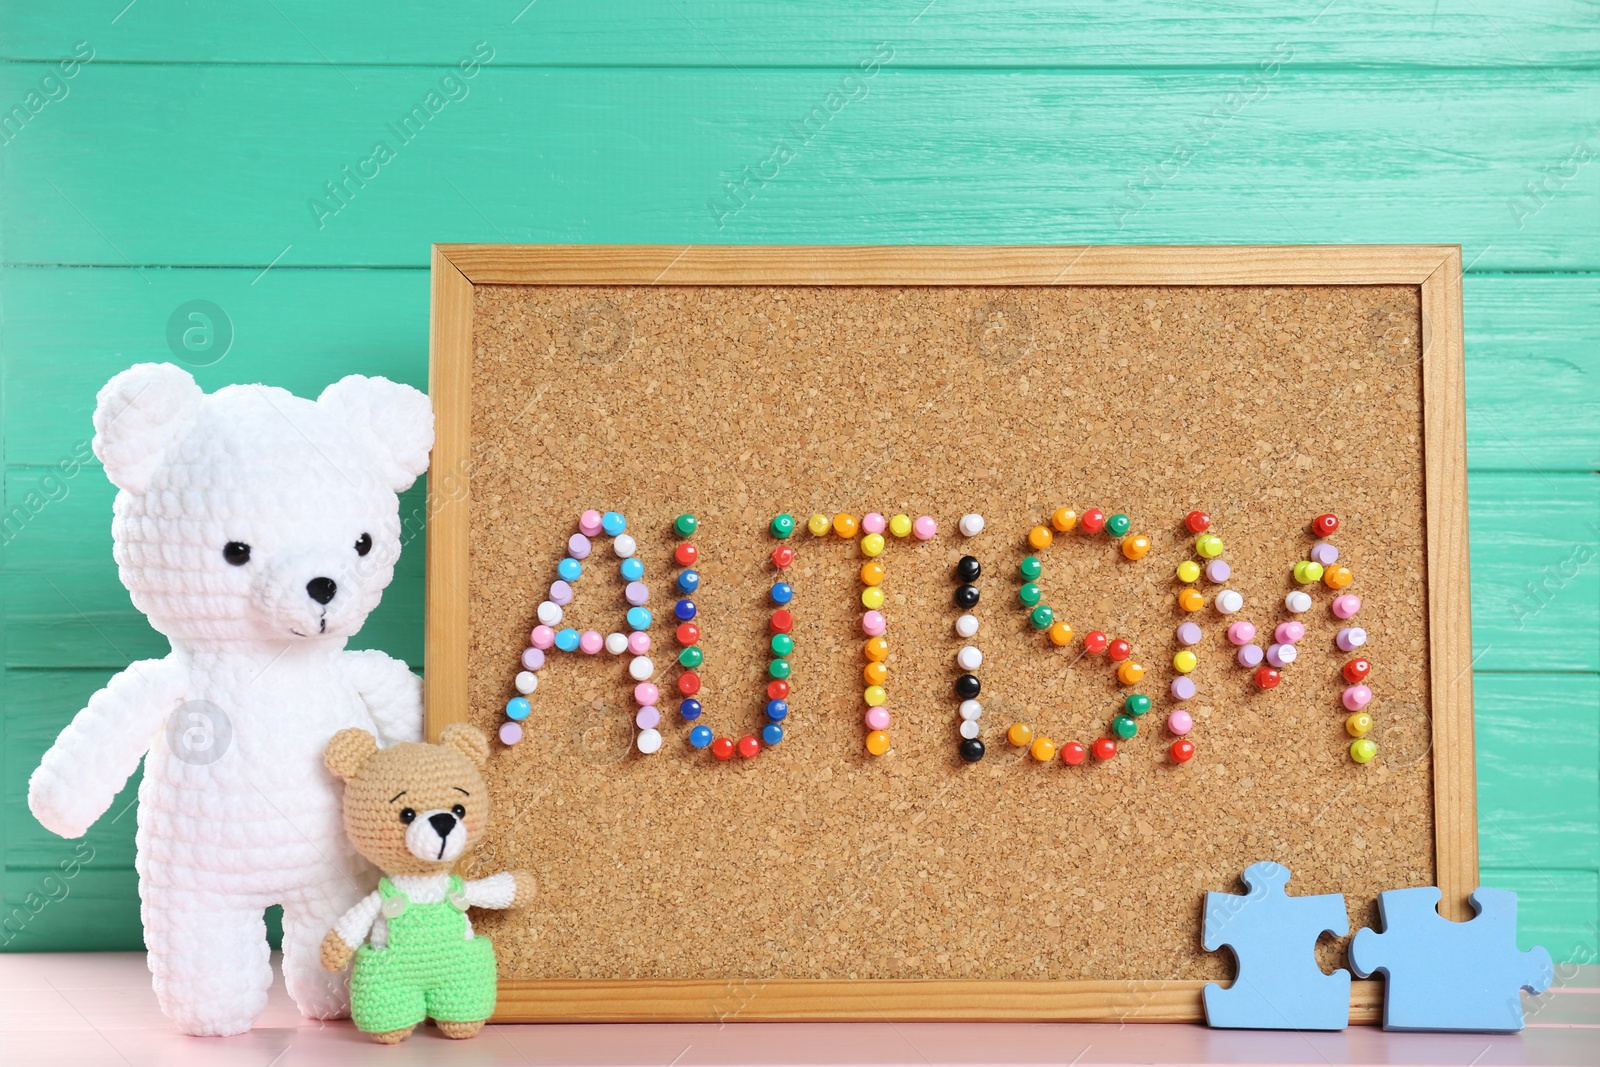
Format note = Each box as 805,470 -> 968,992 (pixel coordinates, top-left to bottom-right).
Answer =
3,954 -> 1595,1066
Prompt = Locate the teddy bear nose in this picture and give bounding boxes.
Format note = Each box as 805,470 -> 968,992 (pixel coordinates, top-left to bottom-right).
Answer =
305,577 -> 337,605
427,812 -> 457,839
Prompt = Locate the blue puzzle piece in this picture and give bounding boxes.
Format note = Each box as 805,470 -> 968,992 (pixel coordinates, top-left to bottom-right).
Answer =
1202,861 -> 1351,1030
1349,885 -> 1553,1032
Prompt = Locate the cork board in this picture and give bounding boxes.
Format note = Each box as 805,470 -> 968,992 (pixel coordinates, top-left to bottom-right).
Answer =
425,245 -> 1474,1023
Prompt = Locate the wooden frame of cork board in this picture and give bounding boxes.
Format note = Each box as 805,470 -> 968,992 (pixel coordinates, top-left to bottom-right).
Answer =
425,244 -> 1472,1024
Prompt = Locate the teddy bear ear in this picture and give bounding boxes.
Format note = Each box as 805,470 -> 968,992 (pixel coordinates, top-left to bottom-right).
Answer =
317,375 -> 435,492
92,363 -> 205,494
439,723 -> 490,768
324,728 -> 379,780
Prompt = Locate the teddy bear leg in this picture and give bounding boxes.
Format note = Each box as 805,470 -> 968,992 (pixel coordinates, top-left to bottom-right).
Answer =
370,1025 -> 416,1044
143,884 -> 272,1036
279,875 -> 363,1020
437,1019 -> 487,1039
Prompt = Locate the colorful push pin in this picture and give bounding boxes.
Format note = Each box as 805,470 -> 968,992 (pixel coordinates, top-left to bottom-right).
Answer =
1091,737 -> 1117,760
769,610 -> 793,633
1051,508 -> 1078,532
1048,621 -> 1074,646
1060,741 -> 1087,765
1167,709 -> 1193,735
678,671 -> 702,696
1081,508 -> 1107,534
1350,738 -> 1377,764
1176,560 -> 1202,583
1310,542 -> 1339,566
674,542 -> 698,566
958,513 -> 985,537
1336,627 -> 1367,652
737,735 -> 761,759
1285,590 -> 1313,613
1196,533 -> 1225,558
890,513 -> 914,538
1237,644 -> 1264,668
1204,560 -> 1231,583
1177,588 -> 1204,612
1171,676 -> 1197,701
505,697 -> 530,721
771,582 -> 793,605
689,724 -> 713,748
1293,560 -> 1325,584
863,611 -> 887,636
499,722 -> 523,745
1117,661 -> 1145,685
1323,565 -> 1354,589
1111,715 -> 1137,740
1174,650 -> 1198,673
767,679 -> 789,700
578,509 -> 603,536
1312,513 -> 1340,538
1105,513 -> 1131,538
1266,643 -> 1297,668
762,723 -> 784,746
864,636 -> 889,661
861,533 -> 886,557
772,633 -> 796,657
1030,736 -> 1056,762
807,512 -> 831,536
1275,621 -> 1306,645
1030,604 -> 1054,630
676,570 -> 700,594
913,516 -> 937,540
601,511 -> 626,536
1007,722 -> 1033,747
711,737 -> 736,760
1216,590 -> 1244,615
1254,666 -> 1281,689
1108,638 -> 1131,661
1176,621 -> 1203,646
862,513 -> 886,535
1020,555 -> 1043,580
772,545 -> 796,569
1332,594 -> 1362,619
862,561 -> 886,587
674,513 -> 698,537
863,661 -> 888,687
833,513 -> 859,538
567,533 -> 592,560
770,514 -> 796,538
1342,685 -> 1373,711
1122,534 -> 1152,560
1125,693 -> 1151,717
681,698 -> 703,720
1028,525 -> 1053,550
1019,582 -> 1043,607
1185,510 -> 1211,534
955,613 -> 979,638
1170,739 -> 1197,763
1346,712 -> 1374,738
1343,657 -> 1372,683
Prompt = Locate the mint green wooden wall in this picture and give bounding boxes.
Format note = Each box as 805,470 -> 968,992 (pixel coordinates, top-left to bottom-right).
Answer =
1,2 -> 1595,961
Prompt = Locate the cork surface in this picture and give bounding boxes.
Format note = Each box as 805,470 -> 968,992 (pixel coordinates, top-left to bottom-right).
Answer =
462,282 -> 1431,983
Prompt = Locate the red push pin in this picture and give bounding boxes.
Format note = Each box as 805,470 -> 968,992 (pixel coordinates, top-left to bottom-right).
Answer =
1343,657 -> 1372,684
1108,638 -> 1131,662
767,679 -> 789,700
711,737 -> 735,760
1312,513 -> 1340,538
1081,508 -> 1108,534
771,545 -> 795,569
674,542 -> 698,566
677,671 -> 702,696
1171,739 -> 1196,763
769,609 -> 793,634
676,622 -> 700,646
1185,510 -> 1211,534
1091,737 -> 1118,760
1083,631 -> 1109,654
1254,666 -> 1281,690
1060,741 -> 1087,765
737,736 -> 760,759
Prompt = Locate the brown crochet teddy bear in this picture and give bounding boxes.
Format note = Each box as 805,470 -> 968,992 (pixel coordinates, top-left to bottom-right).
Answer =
319,723 -> 534,1043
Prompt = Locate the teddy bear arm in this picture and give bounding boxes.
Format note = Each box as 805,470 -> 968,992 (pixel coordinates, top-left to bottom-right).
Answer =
341,649 -> 424,745
28,658 -> 184,839
322,889 -> 382,971
462,871 -> 536,911
320,929 -> 355,973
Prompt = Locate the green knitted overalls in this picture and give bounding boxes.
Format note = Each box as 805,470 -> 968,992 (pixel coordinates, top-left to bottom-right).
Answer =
349,875 -> 497,1034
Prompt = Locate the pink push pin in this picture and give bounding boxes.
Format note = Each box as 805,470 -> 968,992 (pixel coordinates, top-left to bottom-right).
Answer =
1171,676 -> 1196,701
625,581 -> 650,605
1275,621 -> 1306,645
579,630 -> 604,655
862,512 -> 886,535
635,706 -> 661,730
1237,644 -> 1264,668
578,509 -> 603,536
633,682 -> 659,706
521,647 -> 545,672
1167,709 -> 1193,736
627,631 -> 651,655
864,706 -> 890,730
862,610 -> 887,636
1227,621 -> 1257,646
1332,594 -> 1362,619
531,625 -> 556,650
498,722 -> 523,745
913,516 -> 938,540
567,533 -> 592,560
1342,685 -> 1373,711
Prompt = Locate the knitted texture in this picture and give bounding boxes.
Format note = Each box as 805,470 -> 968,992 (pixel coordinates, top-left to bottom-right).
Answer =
322,725 -> 535,1042
26,362 -> 433,1037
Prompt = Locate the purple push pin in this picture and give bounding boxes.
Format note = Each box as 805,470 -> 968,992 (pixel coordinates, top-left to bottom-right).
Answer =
1204,559 -> 1231,583
1337,627 -> 1367,652
549,579 -> 574,606
567,533 -> 592,560
1171,676 -> 1197,701
1266,643 -> 1298,668
1310,542 -> 1339,566
1237,644 -> 1265,668
521,647 -> 545,672
625,581 -> 650,606
1176,622 -> 1203,646
635,705 -> 661,730
498,721 -> 523,745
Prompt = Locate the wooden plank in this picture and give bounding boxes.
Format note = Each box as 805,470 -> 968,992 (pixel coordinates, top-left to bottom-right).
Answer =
2,67 -> 1595,269
423,247 -> 473,740
3,268 -> 1595,470
4,1 -> 1597,67
491,976 -> 1386,1024
1421,252 -> 1477,922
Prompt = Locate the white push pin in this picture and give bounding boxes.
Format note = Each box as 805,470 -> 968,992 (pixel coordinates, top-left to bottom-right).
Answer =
1215,589 -> 1244,615
958,513 -> 986,537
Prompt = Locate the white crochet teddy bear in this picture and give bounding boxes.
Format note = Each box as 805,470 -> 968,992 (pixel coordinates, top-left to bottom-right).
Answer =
28,362 -> 434,1036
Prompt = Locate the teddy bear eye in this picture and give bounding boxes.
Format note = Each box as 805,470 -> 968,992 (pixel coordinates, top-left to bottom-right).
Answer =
354,533 -> 372,557
451,804 -> 466,819
223,542 -> 251,566
398,807 -> 416,824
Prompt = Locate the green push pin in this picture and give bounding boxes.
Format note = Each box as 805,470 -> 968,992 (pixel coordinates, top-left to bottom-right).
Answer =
768,658 -> 792,679
678,646 -> 704,669
1106,513 -> 1131,538
1020,555 -> 1043,581
1029,604 -> 1054,630
1124,694 -> 1151,717
1112,714 -> 1138,739
1019,582 -> 1042,607
770,513 -> 796,538
770,633 -> 795,656
673,513 -> 698,538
